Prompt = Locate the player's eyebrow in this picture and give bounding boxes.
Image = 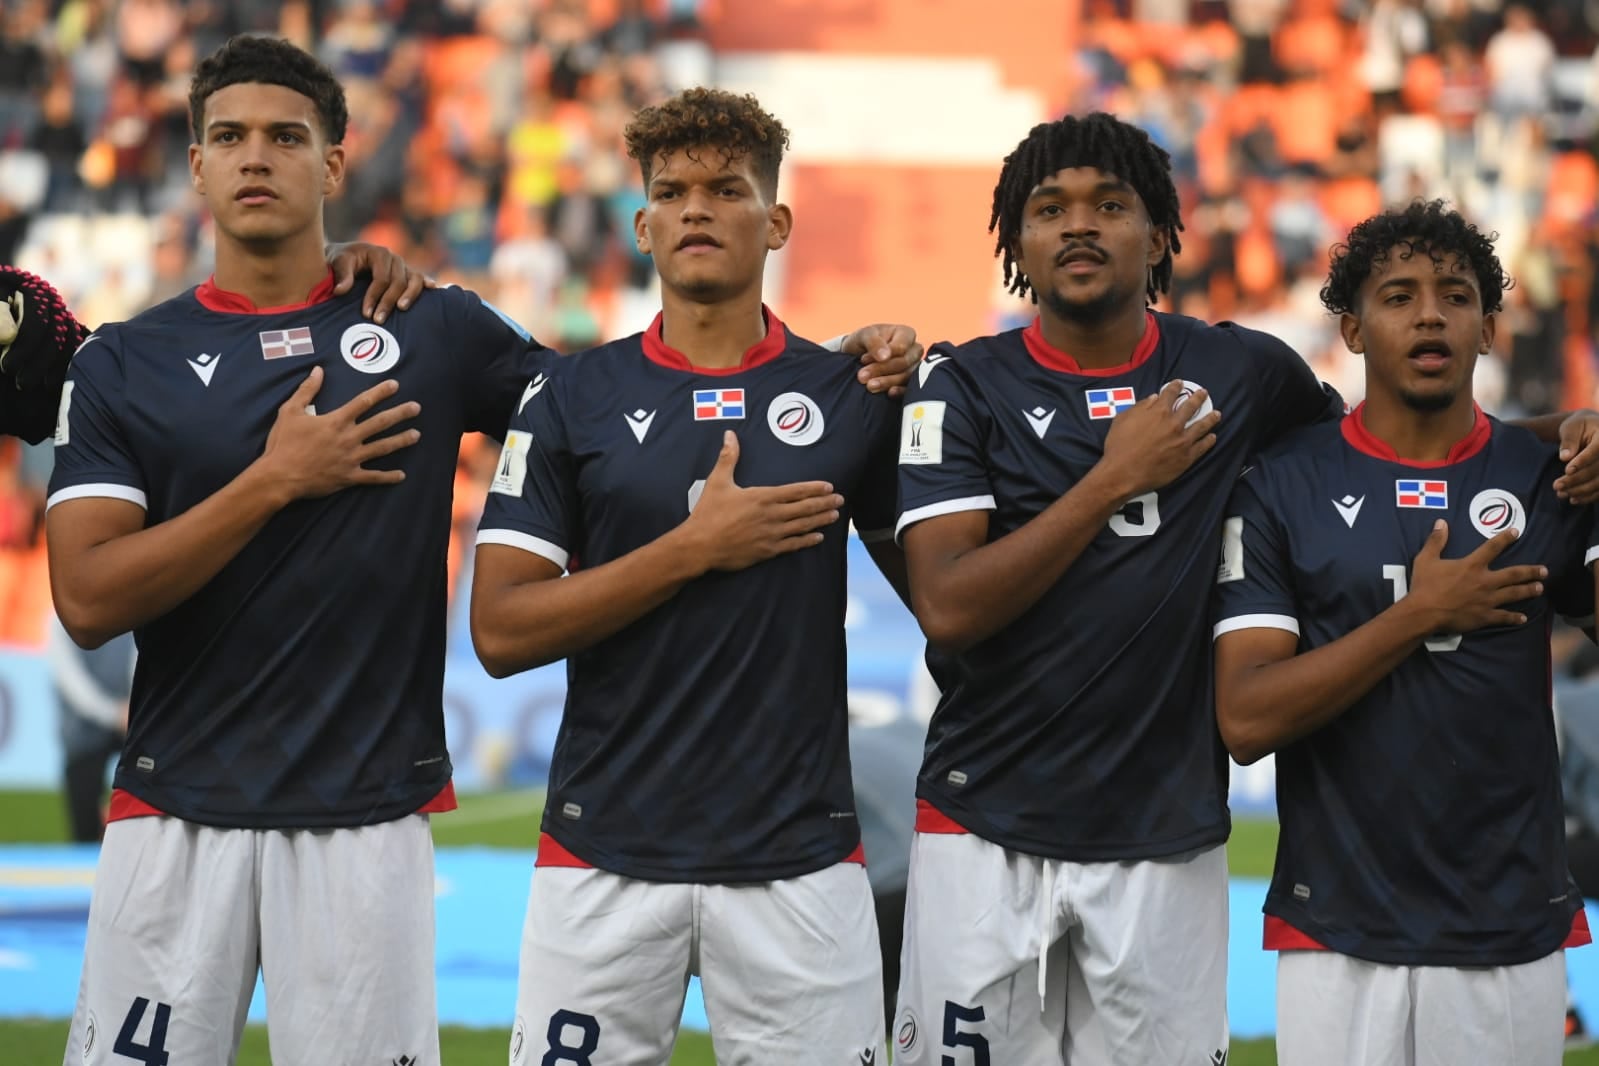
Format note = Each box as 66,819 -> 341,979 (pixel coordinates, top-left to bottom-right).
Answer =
1027,178 -> 1134,202
206,119 -> 315,136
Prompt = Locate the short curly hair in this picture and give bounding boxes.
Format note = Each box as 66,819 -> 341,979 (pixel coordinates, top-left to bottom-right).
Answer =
990,113 -> 1184,304
1321,200 -> 1509,316
624,88 -> 790,200
189,35 -> 348,145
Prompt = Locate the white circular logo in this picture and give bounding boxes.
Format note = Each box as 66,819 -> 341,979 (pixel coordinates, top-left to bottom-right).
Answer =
895,1008 -> 920,1055
340,322 -> 401,374
83,1012 -> 96,1058
767,391 -> 825,446
1469,488 -> 1527,540
1167,379 -> 1214,428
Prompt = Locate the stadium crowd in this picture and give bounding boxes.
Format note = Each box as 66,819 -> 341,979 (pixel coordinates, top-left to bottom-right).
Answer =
4,0 -> 1599,647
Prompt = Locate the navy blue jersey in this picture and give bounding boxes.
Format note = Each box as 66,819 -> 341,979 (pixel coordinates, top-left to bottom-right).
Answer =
896,312 -> 1342,861
476,310 -> 900,883
1212,407 -> 1595,966
47,275 -> 548,828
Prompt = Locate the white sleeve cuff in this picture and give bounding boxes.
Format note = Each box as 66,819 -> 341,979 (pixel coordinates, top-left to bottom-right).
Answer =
1586,545 -> 1599,567
475,528 -> 570,570
895,495 -> 996,543
46,483 -> 148,511
1213,614 -> 1301,640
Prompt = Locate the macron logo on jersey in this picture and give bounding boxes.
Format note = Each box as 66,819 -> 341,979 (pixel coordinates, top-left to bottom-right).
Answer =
259,326 -> 313,360
1396,479 -> 1448,509
693,388 -> 745,420
1086,386 -> 1136,420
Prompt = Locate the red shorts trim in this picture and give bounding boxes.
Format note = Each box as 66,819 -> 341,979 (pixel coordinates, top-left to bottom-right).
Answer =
533,834 -> 868,869
1264,908 -> 1593,951
914,798 -> 971,834
106,783 -> 459,823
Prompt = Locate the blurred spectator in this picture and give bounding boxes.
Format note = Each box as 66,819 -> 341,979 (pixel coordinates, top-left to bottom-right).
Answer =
48,613 -> 133,842
1484,4 -> 1555,118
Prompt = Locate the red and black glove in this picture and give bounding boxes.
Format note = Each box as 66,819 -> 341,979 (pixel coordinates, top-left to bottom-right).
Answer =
0,265 -> 89,444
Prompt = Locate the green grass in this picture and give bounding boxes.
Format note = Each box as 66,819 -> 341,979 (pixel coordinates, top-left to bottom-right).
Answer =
5,795 -> 1597,1064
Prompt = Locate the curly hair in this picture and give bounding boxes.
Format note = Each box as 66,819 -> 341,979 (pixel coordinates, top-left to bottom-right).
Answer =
189,35 -> 348,145
624,88 -> 790,199
1321,200 -> 1509,316
989,113 -> 1183,303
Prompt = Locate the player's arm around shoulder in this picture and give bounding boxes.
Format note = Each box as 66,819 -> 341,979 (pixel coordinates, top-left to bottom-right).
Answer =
1222,320 -> 1344,446
1212,464 -> 1546,762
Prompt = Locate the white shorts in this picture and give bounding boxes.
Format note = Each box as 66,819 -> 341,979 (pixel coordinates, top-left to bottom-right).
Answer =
893,832 -> 1229,1066
1277,948 -> 1567,1066
63,813 -> 438,1066
511,861 -> 883,1066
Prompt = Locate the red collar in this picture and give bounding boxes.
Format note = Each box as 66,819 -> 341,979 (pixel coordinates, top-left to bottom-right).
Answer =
1022,312 -> 1160,375
641,306 -> 787,375
1340,402 -> 1491,467
194,270 -> 337,314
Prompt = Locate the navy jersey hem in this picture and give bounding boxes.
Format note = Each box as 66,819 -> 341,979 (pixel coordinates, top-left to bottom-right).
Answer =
917,785 -> 1231,862
1264,898 -> 1583,968
542,821 -> 862,884
109,773 -> 454,830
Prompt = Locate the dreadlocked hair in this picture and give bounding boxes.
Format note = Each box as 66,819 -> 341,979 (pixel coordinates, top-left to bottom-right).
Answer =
624,88 -> 790,200
1321,199 -> 1509,316
989,113 -> 1183,304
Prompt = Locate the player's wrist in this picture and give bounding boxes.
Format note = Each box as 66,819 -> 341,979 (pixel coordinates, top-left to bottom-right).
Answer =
240,457 -> 301,511
1077,463 -> 1140,510
1383,594 -> 1446,643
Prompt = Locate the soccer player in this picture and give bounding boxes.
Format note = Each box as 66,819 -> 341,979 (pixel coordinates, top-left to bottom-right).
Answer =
472,88 -> 901,1065
1213,201 -> 1594,1065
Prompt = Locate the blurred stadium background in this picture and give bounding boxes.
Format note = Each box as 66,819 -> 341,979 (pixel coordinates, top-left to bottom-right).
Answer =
9,0 -> 1599,1061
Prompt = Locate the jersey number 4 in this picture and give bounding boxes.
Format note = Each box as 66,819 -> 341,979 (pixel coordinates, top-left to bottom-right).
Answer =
113,998 -> 172,1065
1383,565 -> 1462,652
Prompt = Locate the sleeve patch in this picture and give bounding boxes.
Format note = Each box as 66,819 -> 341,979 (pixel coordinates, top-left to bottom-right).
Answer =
1217,515 -> 1245,583
489,430 -> 532,496
899,400 -> 947,465
54,380 -> 73,446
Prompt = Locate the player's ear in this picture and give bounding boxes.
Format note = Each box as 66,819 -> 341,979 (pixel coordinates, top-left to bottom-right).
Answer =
1339,311 -> 1365,356
1146,222 -> 1169,267
188,141 -> 204,194
766,202 -> 793,252
322,142 -> 346,198
1479,310 -> 1496,354
634,207 -> 650,256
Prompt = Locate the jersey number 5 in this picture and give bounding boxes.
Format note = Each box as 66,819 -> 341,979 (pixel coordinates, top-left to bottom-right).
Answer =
1382,565 -> 1462,652
1108,491 -> 1160,538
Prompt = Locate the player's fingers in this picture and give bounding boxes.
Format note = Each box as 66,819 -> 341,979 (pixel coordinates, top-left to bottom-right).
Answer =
759,479 -> 836,504
1487,563 -> 1547,587
355,399 -> 422,435
1489,580 -> 1544,604
1555,465 -> 1599,504
772,493 -> 846,521
779,510 -> 841,537
363,257 -> 396,322
769,530 -> 828,555
1171,386 -> 1210,422
338,378 -> 402,419
1486,608 -> 1530,627
395,268 -> 428,313
709,430 -> 740,484
1417,519 -> 1449,558
1183,409 -> 1222,442
357,428 -> 422,459
330,249 -> 356,295
1186,432 -> 1219,461
281,367 -> 324,412
1471,526 -> 1520,561
888,384 -> 906,399
351,467 -> 407,485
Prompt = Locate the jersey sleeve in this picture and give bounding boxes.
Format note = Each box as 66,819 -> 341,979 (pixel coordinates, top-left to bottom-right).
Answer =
1230,324 -> 1344,449
1561,502 -> 1599,631
45,330 -> 148,513
894,346 -> 995,544
852,393 -> 902,543
1211,464 -> 1301,640
446,287 -> 557,440
474,366 -> 579,570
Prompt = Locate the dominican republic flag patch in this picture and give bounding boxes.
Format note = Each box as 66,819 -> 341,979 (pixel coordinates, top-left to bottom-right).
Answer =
1395,479 -> 1448,509
693,388 -> 745,420
259,326 -> 314,360
1085,386 -> 1137,420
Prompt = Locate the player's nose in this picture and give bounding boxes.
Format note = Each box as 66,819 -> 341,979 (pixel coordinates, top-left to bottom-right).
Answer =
1059,204 -> 1100,238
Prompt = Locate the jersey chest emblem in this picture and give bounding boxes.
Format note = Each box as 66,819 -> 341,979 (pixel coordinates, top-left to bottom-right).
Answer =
767,391 -> 824,446
340,322 -> 401,373
1395,479 -> 1448,509
1468,488 -> 1526,538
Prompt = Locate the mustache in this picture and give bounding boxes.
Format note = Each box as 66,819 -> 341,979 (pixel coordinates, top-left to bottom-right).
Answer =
1055,242 -> 1108,267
